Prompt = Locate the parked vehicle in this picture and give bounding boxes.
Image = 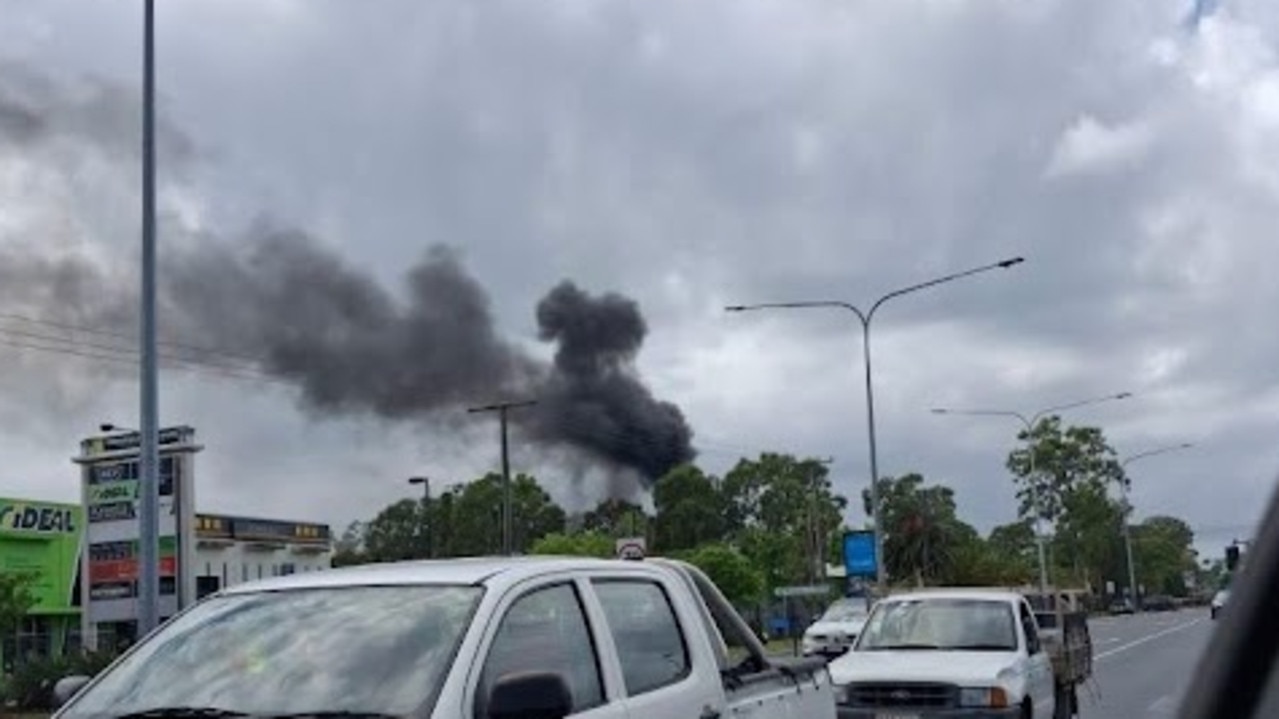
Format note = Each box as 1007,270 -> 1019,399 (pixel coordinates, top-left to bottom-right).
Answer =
1108,598 -> 1135,615
1211,589 -> 1230,619
52,557 -> 840,719
828,588 -> 1092,718
1143,594 -> 1177,612
804,597 -> 871,658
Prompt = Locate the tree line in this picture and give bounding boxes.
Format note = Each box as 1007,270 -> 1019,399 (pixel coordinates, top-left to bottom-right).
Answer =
333,417 -> 1207,604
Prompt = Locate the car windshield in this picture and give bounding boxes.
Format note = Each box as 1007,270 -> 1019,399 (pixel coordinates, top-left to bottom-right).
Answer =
821,600 -> 869,623
856,598 -> 1018,651
60,585 -> 483,718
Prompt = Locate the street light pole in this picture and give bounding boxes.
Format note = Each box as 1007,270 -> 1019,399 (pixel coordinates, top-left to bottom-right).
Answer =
1118,443 -> 1194,611
408,476 -> 431,559
727,256 -> 1024,590
930,391 -> 1132,595
467,400 -> 537,556
137,0 -> 161,641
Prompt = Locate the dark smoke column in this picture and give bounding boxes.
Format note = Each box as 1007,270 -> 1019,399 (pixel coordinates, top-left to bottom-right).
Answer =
524,282 -> 695,484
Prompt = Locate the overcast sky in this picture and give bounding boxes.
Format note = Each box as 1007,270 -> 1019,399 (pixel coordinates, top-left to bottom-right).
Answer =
0,0 -> 1275,559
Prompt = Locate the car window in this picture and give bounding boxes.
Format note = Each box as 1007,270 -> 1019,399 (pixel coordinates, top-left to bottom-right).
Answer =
592,580 -> 691,696
475,583 -> 604,718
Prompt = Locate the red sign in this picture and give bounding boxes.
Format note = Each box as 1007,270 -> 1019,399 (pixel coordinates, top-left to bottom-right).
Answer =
90,556 -> 177,583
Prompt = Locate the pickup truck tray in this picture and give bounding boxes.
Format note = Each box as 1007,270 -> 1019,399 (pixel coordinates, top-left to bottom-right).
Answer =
1036,610 -> 1093,684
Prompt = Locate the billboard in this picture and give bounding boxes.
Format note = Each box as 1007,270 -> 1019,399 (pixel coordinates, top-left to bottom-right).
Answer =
843,530 -> 878,579
75,427 -> 201,641
0,499 -> 83,612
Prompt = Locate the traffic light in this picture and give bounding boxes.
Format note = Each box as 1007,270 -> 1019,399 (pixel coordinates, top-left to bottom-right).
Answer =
1226,544 -> 1240,571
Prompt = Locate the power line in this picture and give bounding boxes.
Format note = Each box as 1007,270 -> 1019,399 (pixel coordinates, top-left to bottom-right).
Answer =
0,311 -> 264,365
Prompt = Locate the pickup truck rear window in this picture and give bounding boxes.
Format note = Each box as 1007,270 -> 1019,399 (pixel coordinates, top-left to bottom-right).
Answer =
593,579 -> 692,696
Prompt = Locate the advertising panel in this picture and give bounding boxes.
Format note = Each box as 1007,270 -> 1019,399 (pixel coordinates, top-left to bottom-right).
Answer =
842,530 -> 878,580
75,427 -> 200,641
0,499 -> 83,612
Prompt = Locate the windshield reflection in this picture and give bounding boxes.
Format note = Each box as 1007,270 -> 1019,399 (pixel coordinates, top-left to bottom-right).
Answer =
856,598 -> 1017,651
61,585 -> 483,717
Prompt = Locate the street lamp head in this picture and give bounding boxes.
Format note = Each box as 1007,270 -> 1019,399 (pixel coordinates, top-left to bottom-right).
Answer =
997,257 -> 1026,268
1114,392 -> 1134,400
724,305 -> 748,312
408,476 -> 429,486
99,423 -> 116,433
929,408 -> 950,415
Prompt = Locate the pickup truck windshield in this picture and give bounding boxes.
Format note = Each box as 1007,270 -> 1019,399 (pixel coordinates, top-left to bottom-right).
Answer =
60,585 -> 483,718
856,598 -> 1018,652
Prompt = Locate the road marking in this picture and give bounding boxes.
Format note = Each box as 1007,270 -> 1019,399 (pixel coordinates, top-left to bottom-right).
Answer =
1095,617 -> 1203,661
1148,694 -> 1179,715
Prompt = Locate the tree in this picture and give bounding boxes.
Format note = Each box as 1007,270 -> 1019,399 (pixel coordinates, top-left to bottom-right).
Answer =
1006,417 -> 1124,525
723,454 -> 848,585
1051,480 -> 1124,591
581,498 -> 649,539
361,499 -> 423,563
863,473 -> 966,585
1133,515 -> 1196,596
332,521 -> 367,566
653,464 -> 726,552
0,571 -> 36,637
677,543 -> 763,605
529,531 -> 616,558
438,473 -> 566,556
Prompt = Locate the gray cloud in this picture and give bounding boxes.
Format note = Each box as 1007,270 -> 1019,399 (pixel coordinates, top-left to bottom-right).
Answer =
0,0 -> 1275,553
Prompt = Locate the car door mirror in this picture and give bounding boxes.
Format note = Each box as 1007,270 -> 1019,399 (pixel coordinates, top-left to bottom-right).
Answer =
487,671 -> 573,719
53,675 -> 92,708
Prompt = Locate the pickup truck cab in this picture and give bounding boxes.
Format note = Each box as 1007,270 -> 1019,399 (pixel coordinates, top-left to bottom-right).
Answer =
828,589 -> 1059,718
53,556 -> 838,719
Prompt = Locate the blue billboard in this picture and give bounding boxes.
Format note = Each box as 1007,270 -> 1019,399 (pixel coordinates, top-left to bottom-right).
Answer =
843,530 -> 878,579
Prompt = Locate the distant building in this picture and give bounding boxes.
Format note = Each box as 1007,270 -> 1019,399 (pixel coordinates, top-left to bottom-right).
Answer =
0,494 -> 332,666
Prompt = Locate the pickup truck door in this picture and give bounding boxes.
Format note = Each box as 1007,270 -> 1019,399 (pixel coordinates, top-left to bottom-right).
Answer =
1020,601 -> 1057,717
587,577 -> 727,719
465,579 -> 629,719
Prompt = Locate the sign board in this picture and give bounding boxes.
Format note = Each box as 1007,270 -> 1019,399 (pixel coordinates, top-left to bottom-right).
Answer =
0,499 -> 83,613
615,537 -> 646,561
774,584 -> 829,598
843,530 -> 878,579
74,426 -> 202,648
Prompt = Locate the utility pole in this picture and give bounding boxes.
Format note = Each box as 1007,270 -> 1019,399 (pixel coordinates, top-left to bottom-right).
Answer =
468,400 -> 536,555
137,0 -> 161,640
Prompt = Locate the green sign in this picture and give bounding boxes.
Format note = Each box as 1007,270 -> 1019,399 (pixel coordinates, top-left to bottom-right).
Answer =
0,499 -> 83,612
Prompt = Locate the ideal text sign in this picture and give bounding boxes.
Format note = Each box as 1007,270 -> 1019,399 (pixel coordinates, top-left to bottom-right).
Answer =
843,530 -> 878,579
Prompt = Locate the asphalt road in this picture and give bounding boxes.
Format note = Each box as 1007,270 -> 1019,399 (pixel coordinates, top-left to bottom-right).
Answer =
1081,607 -> 1214,718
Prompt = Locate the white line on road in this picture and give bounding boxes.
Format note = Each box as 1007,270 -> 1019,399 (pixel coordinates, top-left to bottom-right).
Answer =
1095,617 -> 1204,661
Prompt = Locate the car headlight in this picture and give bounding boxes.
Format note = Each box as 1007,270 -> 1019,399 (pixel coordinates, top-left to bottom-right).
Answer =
833,684 -> 850,704
958,687 -> 1009,708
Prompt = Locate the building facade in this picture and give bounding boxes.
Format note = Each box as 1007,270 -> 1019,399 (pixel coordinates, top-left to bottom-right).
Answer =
0,495 -> 332,663
0,498 -> 83,671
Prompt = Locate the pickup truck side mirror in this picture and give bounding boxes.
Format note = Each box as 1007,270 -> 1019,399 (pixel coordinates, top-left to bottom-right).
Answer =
53,675 -> 92,708
488,671 -> 573,719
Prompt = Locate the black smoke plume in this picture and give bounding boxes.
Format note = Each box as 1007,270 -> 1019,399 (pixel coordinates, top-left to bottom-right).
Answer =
156,228 -> 695,482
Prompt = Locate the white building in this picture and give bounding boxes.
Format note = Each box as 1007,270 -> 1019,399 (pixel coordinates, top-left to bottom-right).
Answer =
192,513 -> 332,599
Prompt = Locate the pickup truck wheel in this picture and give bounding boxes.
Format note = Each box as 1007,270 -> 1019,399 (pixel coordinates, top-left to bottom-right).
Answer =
1023,698 -> 1034,719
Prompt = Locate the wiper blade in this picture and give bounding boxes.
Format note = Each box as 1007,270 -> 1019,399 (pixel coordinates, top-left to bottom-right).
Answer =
117,708 -> 250,719
266,713 -> 397,718
949,644 -> 1016,651
863,643 -> 941,650
262,706 -> 391,711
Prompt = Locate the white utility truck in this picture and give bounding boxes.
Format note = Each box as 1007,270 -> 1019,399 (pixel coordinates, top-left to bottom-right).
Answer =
828,588 -> 1092,719
53,556 -> 840,719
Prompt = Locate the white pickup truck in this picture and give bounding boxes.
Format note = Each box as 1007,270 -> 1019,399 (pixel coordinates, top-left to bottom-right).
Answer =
827,588 -> 1091,719
53,556 -> 839,719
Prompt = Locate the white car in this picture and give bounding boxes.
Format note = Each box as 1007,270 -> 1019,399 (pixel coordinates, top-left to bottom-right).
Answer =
1211,589 -> 1230,619
803,597 -> 871,658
